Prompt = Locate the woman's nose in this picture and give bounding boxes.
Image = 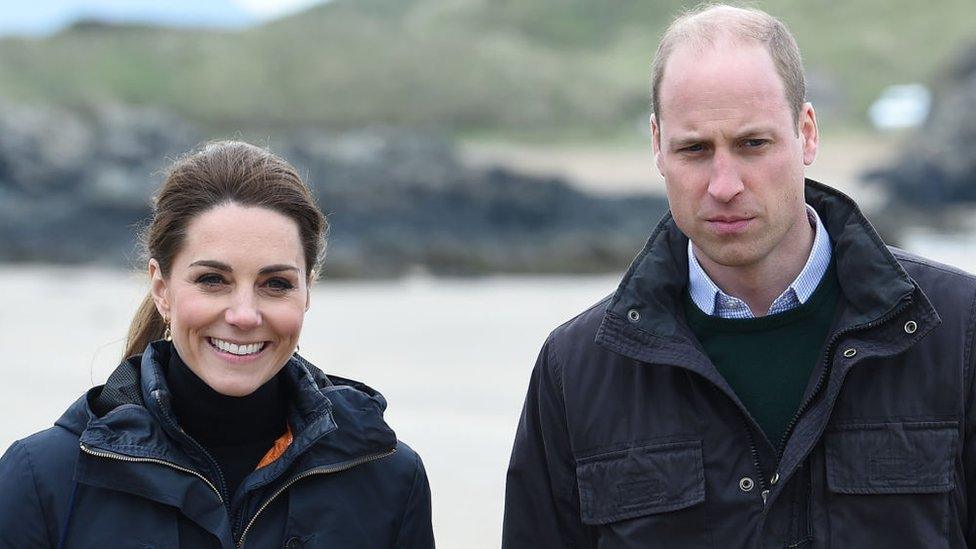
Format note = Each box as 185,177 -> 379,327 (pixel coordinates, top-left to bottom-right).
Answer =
225,292 -> 262,329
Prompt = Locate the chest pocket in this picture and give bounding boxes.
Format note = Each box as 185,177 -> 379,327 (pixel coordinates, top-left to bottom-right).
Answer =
824,421 -> 957,548
576,439 -> 707,548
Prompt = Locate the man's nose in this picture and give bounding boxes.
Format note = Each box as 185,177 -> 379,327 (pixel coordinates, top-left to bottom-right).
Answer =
707,150 -> 744,203
225,291 -> 262,329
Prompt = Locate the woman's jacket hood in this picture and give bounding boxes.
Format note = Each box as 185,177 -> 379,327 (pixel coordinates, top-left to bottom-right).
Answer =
54,341 -> 397,483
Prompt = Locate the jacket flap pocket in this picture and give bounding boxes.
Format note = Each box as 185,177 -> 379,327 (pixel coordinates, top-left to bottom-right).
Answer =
576,440 -> 704,525
826,421 -> 957,495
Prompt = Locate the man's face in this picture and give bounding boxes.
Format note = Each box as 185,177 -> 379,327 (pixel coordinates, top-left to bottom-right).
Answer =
651,42 -> 818,273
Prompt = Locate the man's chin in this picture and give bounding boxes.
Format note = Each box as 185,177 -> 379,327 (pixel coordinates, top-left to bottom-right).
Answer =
694,242 -> 762,269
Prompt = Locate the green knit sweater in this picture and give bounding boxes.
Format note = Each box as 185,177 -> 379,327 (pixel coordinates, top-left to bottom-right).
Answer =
683,263 -> 839,448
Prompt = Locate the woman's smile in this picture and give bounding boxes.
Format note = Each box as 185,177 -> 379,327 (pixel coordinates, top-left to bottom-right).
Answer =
207,337 -> 269,360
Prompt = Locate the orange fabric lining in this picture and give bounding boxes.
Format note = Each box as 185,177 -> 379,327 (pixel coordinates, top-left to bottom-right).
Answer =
256,425 -> 294,469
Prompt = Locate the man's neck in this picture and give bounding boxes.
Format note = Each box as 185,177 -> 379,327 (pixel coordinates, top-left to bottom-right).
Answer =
694,214 -> 816,317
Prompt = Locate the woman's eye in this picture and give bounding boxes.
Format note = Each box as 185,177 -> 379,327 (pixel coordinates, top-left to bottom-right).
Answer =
196,273 -> 226,286
266,278 -> 294,291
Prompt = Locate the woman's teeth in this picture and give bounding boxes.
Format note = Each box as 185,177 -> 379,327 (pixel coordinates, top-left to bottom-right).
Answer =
209,338 -> 265,356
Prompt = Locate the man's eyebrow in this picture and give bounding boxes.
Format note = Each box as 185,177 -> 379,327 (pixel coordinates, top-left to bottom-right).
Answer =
188,260 -> 299,275
735,127 -> 776,139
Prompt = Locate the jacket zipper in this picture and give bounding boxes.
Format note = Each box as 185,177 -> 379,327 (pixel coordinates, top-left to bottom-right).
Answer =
739,297 -> 913,507
235,447 -> 396,548
776,298 -> 912,461
740,415 -> 770,503
79,443 -> 224,504
152,391 -> 232,508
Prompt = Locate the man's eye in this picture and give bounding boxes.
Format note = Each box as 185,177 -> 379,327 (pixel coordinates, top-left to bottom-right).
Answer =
744,139 -> 768,148
680,144 -> 704,153
266,278 -> 294,291
196,273 -> 225,286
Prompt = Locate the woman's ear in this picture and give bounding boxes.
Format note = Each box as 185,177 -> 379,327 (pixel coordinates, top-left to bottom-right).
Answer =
148,259 -> 171,320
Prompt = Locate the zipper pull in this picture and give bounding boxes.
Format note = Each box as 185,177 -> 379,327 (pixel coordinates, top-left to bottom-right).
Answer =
761,489 -> 770,506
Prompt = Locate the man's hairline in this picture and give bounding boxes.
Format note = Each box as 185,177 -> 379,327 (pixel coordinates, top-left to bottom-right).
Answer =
653,37 -> 804,130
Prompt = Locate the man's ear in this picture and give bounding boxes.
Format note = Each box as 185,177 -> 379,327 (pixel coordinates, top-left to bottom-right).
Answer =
148,259 -> 171,321
650,113 -> 664,176
800,102 -> 819,166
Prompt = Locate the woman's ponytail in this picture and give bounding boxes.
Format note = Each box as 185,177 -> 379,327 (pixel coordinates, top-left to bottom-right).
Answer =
123,293 -> 166,359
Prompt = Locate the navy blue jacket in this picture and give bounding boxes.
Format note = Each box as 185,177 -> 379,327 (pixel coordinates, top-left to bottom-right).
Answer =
504,181 -> 976,548
0,342 -> 434,548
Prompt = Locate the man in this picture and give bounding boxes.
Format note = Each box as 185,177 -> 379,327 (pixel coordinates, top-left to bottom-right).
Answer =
503,4 -> 976,548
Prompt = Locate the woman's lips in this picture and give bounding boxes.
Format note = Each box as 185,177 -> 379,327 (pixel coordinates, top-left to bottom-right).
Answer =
206,337 -> 270,364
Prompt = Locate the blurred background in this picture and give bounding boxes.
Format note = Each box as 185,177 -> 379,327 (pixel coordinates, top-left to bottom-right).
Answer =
1,0 -> 975,546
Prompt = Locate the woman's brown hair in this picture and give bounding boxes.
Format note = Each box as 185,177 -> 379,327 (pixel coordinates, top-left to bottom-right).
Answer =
123,140 -> 327,359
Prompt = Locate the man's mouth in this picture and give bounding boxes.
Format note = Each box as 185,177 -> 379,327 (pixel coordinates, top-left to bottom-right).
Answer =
706,216 -> 755,234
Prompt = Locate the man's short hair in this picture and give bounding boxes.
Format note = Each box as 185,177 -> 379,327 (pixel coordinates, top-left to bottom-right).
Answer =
650,4 -> 806,125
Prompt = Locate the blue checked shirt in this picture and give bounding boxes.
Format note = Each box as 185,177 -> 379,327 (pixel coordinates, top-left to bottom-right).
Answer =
688,205 -> 832,318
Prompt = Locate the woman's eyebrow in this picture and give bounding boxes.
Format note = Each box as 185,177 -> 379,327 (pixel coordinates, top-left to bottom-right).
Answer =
188,260 -> 298,275
259,264 -> 300,275
189,259 -> 231,271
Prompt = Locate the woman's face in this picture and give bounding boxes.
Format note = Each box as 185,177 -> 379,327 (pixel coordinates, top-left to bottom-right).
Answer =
150,203 -> 310,397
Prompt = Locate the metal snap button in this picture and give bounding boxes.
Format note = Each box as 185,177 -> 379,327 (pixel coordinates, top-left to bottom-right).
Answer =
769,472 -> 780,485
739,477 -> 754,492
904,320 -> 918,334
843,348 -> 857,358
627,309 -> 640,322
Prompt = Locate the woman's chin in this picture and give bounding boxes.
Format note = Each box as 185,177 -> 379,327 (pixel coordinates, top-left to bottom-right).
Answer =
204,376 -> 264,397
195,363 -> 271,397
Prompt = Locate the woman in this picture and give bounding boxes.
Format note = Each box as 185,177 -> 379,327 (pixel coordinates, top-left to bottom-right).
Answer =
0,141 -> 434,548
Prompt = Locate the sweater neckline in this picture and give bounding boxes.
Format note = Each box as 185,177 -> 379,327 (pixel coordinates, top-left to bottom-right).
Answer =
683,260 -> 839,334
166,348 -> 288,447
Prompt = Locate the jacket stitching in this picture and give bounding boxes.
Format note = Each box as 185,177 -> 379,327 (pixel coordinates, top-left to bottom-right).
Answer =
893,252 -> 976,281
543,335 -> 593,547
546,336 -> 566,403
962,286 -> 976,441
392,448 -> 422,548
963,292 -> 976,422
20,441 -> 55,547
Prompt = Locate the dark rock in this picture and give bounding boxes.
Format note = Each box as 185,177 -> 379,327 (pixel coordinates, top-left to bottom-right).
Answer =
864,41 -> 976,208
0,108 -> 667,276
275,128 -> 666,277
0,103 -> 200,263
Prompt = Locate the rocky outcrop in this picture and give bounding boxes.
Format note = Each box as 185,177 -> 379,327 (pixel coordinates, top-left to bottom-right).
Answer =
864,42 -> 976,208
0,103 -> 200,263
0,105 -> 666,276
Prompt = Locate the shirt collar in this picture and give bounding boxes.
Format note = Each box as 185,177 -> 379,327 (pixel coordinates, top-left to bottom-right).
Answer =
687,204 -> 832,318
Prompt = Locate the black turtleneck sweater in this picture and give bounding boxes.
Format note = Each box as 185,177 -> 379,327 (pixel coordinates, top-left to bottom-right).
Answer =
167,350 -> 289,502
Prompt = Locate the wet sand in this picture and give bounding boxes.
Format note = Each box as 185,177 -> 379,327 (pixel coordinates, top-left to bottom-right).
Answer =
0,268 -> 617,548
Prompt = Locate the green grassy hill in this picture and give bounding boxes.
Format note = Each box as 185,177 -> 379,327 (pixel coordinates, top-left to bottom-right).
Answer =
0,0 -> 971,138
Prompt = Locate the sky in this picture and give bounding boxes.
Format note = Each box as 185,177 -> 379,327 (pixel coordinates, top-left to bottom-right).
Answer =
233,0 -> 327,20
0,0 -> 328,36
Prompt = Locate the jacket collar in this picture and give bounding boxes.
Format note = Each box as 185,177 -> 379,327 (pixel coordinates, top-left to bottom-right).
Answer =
596,180 -> 938,368
72,341 -> 397,461
61,341 -> 397,534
